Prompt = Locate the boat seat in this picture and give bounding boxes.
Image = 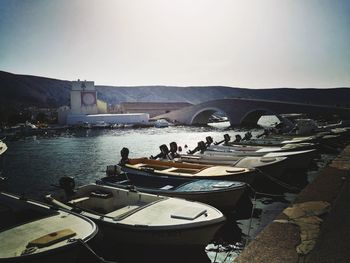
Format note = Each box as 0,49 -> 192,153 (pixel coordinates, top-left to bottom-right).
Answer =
105,205 -> 141,220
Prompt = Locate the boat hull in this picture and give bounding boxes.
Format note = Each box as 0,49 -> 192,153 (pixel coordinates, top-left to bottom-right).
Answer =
120,164 -> 257,185
96,218 -> 223,247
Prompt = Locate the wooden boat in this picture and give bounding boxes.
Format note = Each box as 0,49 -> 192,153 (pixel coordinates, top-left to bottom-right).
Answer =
46,181 -> 225,247
96,173 -> 248,212
0,140 -> 7,156
117,157 -> 257,184
202,149 -> 317,170
170,154 -> 289,179
0,191 -> 98,263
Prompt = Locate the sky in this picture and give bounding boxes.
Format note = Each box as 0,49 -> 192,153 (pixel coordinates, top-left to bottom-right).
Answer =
0,0 -> 350,88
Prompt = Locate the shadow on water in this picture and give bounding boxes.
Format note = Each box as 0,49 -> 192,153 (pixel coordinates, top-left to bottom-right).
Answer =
90,243 -> 212,263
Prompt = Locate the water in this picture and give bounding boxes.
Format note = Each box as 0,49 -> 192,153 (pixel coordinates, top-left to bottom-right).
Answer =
0,123 -> 336,263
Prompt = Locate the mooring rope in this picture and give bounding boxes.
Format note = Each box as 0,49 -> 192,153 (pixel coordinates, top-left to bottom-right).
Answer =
255,168 -> 302,192
73,238 -> 117,263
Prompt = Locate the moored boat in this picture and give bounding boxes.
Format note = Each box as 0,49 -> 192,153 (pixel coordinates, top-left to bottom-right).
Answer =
97,173 -> 248,212
117,152 -> 257,184
0,191 -> 98,263
46,180 -> 226,247
202,149 -> 317,170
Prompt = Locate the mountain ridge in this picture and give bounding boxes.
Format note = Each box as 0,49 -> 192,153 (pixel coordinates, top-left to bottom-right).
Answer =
1,70 -> 349,108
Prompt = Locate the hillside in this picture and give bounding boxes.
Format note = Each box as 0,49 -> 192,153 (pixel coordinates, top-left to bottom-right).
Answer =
1,70 -> 350,108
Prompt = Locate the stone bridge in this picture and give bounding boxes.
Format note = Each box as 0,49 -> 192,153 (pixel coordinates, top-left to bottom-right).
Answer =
154,98 -> 350,127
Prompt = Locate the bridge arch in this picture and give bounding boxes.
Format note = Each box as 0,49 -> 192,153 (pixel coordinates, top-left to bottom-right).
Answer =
190,107 -> 230,125
240,108 -> 276,127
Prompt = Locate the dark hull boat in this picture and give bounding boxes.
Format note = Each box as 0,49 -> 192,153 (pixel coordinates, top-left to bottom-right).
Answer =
97,173 -> 247,212
0,191 -> 98,263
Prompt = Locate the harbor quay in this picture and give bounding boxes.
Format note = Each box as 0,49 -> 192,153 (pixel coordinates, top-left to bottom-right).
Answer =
234,144 -> 350,263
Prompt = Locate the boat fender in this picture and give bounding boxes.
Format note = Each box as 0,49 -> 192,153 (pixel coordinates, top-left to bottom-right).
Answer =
59,176 -> 76,196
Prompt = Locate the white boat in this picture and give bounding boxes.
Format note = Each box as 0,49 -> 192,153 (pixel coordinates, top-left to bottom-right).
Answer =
229,135 -> 317,147
207,142 -> 315,155
154,119 -> 170,128
205,143 -> 315,156
0,140 -> 7,156
0,191 -> 98,263
202,149 -> 317,170
46,181 -> 225,247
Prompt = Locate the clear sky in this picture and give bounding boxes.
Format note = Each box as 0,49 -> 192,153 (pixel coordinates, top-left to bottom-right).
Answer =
0,0 -> 350,88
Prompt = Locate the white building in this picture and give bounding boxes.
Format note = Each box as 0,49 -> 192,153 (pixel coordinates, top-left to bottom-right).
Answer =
59,80 -> 150,125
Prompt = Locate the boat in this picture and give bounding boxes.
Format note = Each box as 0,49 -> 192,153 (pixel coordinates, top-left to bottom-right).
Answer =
46,179 -> 226,247
228,135 -> 318,147
92,121 -> 110,129
97,173 -> 248,212
154,119 -> 170,128
0,140 -> 7,156
117,148 -> 257,184
202,149 -> 317,170
0,191 -> 98,263
207,142 -> 315,155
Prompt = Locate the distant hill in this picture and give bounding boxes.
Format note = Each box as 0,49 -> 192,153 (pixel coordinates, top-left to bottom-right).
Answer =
1,70 -> 350,109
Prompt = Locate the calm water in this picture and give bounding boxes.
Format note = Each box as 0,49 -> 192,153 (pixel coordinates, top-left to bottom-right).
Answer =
0,123 -> 336,263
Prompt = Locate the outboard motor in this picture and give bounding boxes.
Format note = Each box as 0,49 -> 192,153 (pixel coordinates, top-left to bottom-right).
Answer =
151,144 -> 171,160
169,142 -> 180,159
160,144 -> 170,156
215,134 -> 231,145
188,141 -> 207,154
242,131 -> 252,141
234,134 -> 242,142
223,134 -> 231,144
119,147 -> 130,165
59,176 -> 76,196
197,141 -> 207,153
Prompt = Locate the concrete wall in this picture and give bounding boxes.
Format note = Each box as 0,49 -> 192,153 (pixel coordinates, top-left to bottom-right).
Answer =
67,113 -> 150,125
